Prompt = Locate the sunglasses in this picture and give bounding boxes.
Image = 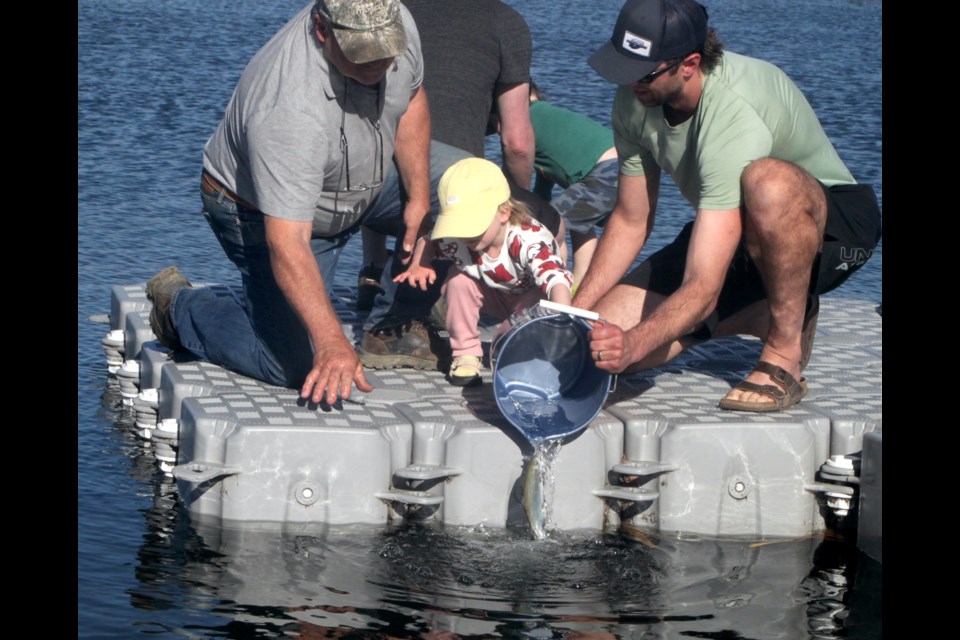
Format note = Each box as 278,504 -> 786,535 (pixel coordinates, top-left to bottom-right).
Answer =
329,80 -> 385,223
636,58 -> 685,84
339,111 -> 384,193
336,78 -> 385,197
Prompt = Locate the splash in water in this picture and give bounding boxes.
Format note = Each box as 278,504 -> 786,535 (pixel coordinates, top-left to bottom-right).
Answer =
522,438 -> 562,540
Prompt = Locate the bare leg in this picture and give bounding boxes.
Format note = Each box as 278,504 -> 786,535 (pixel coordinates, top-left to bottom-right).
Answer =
593,285 -> 701,371
722,158 -> 826,407
570,229 -> 598,289
713,299 -> 770,339
556,218 -> 568,266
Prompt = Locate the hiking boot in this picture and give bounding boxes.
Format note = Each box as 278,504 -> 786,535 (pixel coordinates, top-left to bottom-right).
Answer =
356,262 -> 385,311
145,266 -> 192,350
358,318 -> 450,370
448,355 -> 482,387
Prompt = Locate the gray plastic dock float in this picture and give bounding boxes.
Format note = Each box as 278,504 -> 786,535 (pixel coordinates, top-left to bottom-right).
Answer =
102,283 -> 881,550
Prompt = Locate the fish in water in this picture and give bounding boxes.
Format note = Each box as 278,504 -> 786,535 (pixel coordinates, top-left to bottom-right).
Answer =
522,440 -> 561,540
523,453 -> 547,540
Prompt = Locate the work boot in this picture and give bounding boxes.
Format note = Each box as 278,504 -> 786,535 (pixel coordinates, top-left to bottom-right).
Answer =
358,318 -> 450,370
145,266 -> 192,350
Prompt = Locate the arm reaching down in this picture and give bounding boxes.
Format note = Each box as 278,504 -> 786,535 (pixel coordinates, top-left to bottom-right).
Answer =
264,215 -> 373,403
392,85 -> 433,264
573,170 -> 660,311
496,82 -> 535,188
588,207 -> 743,373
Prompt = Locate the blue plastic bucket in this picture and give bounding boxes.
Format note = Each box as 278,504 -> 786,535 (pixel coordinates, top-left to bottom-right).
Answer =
491,308 -> 612,443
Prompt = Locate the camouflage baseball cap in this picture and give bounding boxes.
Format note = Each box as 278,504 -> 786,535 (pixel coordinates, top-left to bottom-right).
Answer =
315,0 -> 407,64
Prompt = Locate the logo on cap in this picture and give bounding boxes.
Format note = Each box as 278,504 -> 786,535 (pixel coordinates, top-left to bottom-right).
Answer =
621,30 -> 651,56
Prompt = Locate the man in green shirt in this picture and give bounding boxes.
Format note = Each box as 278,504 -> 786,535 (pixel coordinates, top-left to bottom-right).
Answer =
575,0 -> 881,411
528,82 -> 618,287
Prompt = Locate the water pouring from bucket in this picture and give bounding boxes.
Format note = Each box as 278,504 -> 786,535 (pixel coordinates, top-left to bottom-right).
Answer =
492,300 -> 614,538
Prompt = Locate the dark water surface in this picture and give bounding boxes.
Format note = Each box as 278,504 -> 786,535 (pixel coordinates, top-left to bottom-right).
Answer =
78,1 -> 882,637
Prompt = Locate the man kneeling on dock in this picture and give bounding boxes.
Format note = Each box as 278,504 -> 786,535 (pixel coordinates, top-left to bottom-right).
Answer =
577,0 -> 881,411
146,0 -> 467,404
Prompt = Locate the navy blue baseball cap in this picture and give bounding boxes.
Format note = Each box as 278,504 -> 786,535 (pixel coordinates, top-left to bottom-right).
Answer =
589,0 -> 709,85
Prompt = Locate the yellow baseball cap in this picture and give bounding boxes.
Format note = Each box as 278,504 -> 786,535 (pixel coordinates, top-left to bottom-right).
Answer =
431,158 -> 511,240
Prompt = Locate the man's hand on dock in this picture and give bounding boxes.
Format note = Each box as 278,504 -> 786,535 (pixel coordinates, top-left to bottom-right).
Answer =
301,339 -> 374,405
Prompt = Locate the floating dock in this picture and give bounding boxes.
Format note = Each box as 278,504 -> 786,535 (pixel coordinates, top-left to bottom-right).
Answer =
101,282 -> 882,561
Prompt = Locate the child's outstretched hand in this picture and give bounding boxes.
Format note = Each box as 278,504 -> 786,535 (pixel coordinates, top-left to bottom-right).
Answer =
393,235 -> 438,290
394,264 -> 437,291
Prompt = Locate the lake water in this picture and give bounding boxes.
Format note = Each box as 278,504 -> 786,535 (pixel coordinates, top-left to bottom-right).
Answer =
78,1 -> 882,637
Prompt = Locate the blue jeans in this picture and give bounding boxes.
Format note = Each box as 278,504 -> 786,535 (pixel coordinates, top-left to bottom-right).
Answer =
171,141 -> 469,387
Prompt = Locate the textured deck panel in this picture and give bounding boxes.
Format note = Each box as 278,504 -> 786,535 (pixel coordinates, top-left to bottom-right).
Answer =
111,284 -> 150,332
605,394 -> 832,536
364,367 -> 488,400
105,282 -> 881,538
802,395 -> 882,455
175,390 -> 411,526
159,359 -> 290,420
805,360 -> 882,398
618,341 -> 881,398
815,297 -> 883,346
122,311 -> 154,362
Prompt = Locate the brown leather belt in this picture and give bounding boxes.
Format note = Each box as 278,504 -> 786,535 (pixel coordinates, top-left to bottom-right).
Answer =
201,170 -> 259,211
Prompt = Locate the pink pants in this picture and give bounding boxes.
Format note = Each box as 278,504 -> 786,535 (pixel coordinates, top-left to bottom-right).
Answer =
443,271 -> 544,357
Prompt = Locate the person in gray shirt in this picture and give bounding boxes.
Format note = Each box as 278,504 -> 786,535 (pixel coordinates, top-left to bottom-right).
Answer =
145,0 -> 465,403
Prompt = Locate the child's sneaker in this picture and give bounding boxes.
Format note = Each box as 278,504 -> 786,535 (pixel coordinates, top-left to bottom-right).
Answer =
448,355 -> 483,387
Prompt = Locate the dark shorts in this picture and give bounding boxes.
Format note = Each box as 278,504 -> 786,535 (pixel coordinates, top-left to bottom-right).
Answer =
551,159 -> 619,235
621,182 -> 882,337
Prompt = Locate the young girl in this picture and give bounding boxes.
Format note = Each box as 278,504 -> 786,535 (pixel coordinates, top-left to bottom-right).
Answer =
396,158 -> 574,386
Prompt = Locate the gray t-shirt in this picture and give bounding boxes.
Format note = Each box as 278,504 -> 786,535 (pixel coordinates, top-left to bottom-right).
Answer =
202,3 -> 423,234
403,0 -> 531,157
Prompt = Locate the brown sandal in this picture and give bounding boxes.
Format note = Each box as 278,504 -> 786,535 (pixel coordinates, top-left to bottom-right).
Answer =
719,361 -> 808,412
